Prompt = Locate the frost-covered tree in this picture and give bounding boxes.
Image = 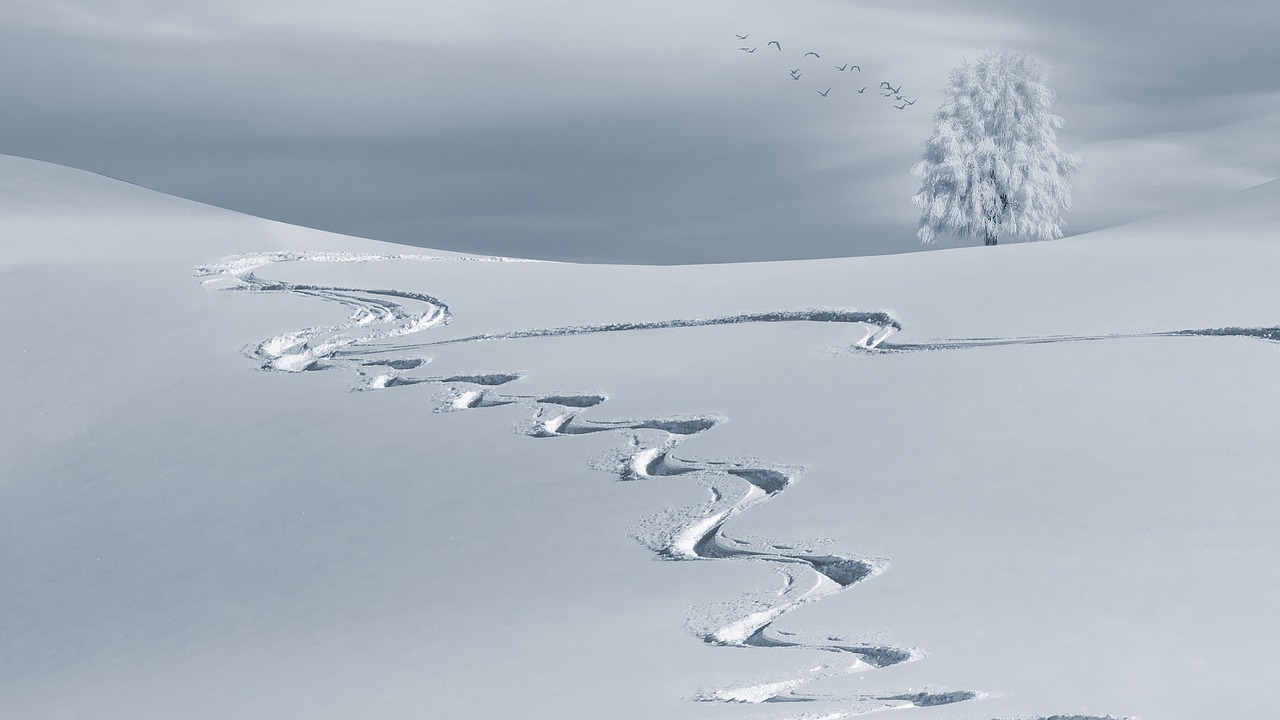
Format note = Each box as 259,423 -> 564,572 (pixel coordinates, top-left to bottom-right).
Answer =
911,51 -> 1083,246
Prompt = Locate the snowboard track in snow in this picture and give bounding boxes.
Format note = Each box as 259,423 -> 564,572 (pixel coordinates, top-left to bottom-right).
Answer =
200,251 -> 1147,719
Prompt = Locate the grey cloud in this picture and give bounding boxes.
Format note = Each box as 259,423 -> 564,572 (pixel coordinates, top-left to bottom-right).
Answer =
2,2 -> 1278,262
900,1 -> 1280,130
0,17 -> 930,263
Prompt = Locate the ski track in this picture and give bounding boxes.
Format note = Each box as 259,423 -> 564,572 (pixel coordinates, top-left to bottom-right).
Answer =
864,325 -> 1280,354
194,251 -> 1200,719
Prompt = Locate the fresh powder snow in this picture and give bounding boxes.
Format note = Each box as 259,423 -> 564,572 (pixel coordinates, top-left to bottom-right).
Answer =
3,154 -> 1279,719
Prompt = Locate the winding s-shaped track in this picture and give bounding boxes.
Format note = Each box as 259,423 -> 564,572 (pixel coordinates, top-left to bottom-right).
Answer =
199,251 -> 1146,718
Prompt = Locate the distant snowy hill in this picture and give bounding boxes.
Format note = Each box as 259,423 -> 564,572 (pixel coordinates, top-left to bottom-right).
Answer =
3,154 -> 1278,720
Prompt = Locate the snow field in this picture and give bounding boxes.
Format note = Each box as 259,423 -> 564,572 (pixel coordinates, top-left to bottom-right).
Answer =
4,155 -> 1280,719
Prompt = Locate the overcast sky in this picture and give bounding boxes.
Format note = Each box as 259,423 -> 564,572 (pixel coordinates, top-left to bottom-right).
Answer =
3,1 -> 1279,263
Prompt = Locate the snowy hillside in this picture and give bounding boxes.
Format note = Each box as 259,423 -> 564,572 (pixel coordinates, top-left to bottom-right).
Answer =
3,154 -> 1278,720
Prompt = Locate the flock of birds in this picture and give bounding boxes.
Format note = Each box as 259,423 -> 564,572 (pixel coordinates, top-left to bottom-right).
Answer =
733,33 -> 917,110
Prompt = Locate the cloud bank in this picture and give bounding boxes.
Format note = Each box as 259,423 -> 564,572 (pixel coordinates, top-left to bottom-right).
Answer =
2,0 -> 1276,262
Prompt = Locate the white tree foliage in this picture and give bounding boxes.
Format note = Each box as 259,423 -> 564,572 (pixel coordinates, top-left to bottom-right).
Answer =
911,51 -> 1083,245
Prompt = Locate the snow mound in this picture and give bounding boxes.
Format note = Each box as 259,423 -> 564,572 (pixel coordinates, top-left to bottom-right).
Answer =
1076,177 -> 1280,245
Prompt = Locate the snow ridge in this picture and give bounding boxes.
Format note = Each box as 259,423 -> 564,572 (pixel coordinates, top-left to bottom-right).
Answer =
198,251 -> 1128,719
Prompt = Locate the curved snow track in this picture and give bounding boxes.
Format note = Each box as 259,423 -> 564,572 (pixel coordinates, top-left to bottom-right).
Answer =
199,251 -> 1157,719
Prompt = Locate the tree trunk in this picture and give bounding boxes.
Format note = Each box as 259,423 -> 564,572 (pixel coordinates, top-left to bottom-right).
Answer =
984,190 -> 1007,246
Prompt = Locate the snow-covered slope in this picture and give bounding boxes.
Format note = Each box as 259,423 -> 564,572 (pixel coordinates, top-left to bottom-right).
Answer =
3,154 -> 1278,720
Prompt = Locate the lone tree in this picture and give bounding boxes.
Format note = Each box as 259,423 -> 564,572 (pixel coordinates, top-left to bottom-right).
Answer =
911,51 -> 1083,246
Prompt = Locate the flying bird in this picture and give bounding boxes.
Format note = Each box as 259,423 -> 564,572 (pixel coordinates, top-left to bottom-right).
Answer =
804,51 -> 821,58
769,40 -> 781,50
902,98 -> 916,106
850,65 -> 860,72
790,68 -> 802,75
884,83 -> 902,94
856,86 -> 867,93
791,72 -> 803,80
894,102 -> 908,110
818,87 -> 831,97
739,46 -> 757,53
735,33 -> 749,39
836,64 -> 848,71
